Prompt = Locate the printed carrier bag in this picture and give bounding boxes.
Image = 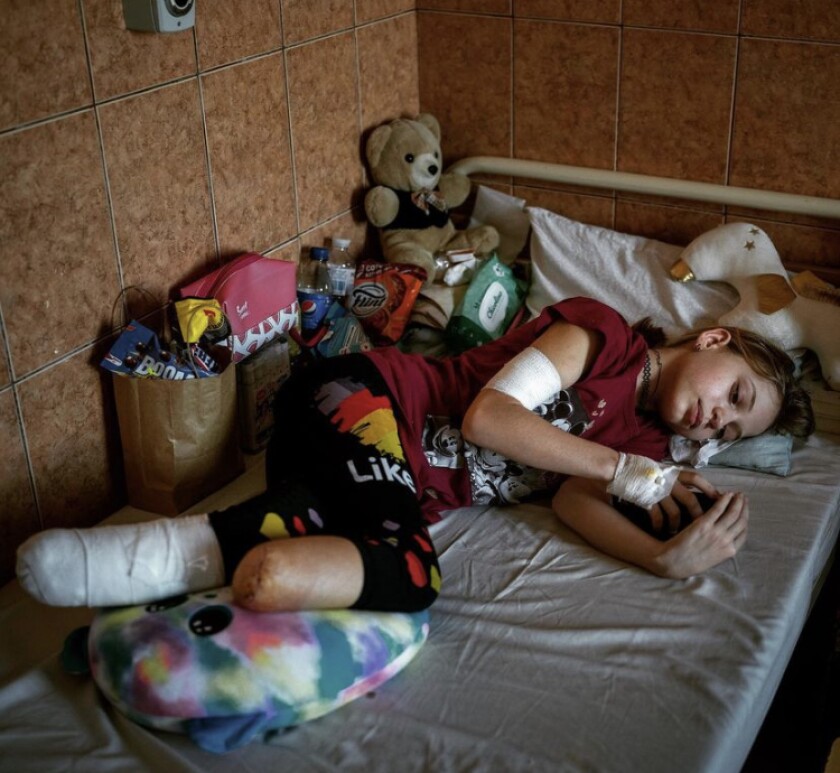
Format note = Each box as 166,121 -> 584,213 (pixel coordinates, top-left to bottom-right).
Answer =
446,254 -> 527,353
180,253 -> 298,362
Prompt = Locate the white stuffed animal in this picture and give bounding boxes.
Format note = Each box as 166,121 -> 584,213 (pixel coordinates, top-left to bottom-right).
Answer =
670,222 -> 840,391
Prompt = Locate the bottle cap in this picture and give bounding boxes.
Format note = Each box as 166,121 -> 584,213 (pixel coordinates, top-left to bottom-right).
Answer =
310,247 -> 329,261
332,237 -> 351,249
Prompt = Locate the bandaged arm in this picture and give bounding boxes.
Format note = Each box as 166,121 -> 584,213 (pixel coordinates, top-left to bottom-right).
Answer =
484,346 -> 563,410
482,346 -> 679,509
465,332 -> 621,481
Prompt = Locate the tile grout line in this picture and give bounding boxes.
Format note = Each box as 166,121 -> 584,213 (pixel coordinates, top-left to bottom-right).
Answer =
0,299 -> 42,528
351,14 -> 374,207
281,47 -> 302,247
92,109 -> 128,316
613,3 -> 624,227
9,383 -> 42,531
77,0 -> 129,327
723,0 -> 745,217
353,20 -> 363,145
509,12 -> 515,162
194,28 -> 222,264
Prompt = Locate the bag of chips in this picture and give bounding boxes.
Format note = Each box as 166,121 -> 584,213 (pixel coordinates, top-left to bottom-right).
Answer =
348,262 -> 425,345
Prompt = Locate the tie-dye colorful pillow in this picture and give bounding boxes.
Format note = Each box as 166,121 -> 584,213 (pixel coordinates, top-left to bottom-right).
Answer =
84,588 -> 429,752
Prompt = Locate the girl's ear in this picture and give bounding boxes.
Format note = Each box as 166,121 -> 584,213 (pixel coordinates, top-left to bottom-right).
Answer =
695,328 -> 732,350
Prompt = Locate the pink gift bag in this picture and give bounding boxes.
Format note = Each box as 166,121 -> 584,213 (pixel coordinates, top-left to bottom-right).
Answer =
180,253 -> 298,362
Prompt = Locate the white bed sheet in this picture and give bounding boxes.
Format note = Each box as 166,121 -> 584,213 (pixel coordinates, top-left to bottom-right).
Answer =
1,431 -> 839,773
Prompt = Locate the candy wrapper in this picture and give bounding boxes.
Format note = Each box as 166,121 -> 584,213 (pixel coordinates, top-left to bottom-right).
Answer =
349,262 -> 425,345
316,303 -> 372,358
174,298 -> 230,344
101,320 -> 217,380
286,303 -> 372,363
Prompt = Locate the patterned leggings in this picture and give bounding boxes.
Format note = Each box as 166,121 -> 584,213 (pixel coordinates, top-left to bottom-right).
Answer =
208,354 -> 440,612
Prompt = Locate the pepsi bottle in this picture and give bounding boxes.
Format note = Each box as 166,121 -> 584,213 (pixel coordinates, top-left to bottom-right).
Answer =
297,247 -> 331,332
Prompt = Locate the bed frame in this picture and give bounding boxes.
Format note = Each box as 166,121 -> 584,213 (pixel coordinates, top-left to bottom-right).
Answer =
1,159 -> 839,773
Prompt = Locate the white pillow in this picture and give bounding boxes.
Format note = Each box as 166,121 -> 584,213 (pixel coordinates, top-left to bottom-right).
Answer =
469,185 -> 530,264
526,207 -> 739,337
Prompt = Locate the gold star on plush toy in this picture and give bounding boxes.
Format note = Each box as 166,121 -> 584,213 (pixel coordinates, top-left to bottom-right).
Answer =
749,227 -> 760,235
744,240 -> 756,250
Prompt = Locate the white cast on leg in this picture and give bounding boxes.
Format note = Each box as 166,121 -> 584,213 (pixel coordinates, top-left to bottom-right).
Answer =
15,514 -> 225,607
606,452 -> 680,510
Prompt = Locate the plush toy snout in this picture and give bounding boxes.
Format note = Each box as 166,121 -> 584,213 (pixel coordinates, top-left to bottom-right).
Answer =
410,151 -> 442,190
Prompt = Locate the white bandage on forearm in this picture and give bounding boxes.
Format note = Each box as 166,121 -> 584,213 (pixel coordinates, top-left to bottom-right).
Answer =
606,452 -> 680,510
484,346 -> 563,409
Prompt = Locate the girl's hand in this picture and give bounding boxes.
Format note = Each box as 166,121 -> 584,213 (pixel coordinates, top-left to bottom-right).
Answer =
654,492 -> 749,578
648,470 -> 722,534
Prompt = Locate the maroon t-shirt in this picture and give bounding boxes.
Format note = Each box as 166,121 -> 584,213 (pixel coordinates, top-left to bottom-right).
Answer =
363,297 -> 669,522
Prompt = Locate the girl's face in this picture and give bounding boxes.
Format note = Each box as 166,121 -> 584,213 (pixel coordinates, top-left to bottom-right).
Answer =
656,330 -> 781,442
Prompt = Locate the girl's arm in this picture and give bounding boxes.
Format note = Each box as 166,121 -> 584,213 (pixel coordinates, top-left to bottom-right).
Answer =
461,320 -> 622,483
553,475 -> 749,578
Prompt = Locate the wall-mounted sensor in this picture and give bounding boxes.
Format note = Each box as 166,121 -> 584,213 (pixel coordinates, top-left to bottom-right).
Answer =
123,0 -> 195,33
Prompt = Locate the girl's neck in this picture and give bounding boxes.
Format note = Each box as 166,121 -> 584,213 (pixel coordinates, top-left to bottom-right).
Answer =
637,348 -> 664,411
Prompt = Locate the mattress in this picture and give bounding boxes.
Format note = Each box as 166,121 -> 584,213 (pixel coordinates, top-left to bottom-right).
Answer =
1,424 -> 839,773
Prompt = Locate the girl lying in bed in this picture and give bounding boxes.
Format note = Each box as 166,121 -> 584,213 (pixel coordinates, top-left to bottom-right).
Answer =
17,297 -> 814,613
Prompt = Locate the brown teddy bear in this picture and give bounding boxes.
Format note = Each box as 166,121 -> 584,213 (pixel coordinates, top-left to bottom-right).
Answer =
364,114 -> 499,285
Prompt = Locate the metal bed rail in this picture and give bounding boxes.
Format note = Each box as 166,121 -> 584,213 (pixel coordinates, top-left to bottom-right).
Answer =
448,156 -> 840,220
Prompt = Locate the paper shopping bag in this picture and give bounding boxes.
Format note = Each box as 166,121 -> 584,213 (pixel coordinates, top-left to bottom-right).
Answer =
112,364 -> 244,515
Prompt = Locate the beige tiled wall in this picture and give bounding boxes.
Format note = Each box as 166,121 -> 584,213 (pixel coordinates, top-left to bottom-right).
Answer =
0,0 -> 418,583
417,0 -> 840,278
3,0 -> 840,585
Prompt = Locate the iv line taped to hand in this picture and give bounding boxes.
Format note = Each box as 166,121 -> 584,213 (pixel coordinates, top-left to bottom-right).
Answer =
606,452 -> 680,510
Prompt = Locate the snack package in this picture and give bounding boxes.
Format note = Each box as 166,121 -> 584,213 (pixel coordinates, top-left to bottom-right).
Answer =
286,303 -> 372,363
316,304 -> 372,358
189,343 -> 218,374
349,262 -> 425,345
445,255 -> 527,353
101,320 -> 216,380
174,298 -> 230,344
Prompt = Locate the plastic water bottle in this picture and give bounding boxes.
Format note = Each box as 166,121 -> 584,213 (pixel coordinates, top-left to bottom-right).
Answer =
327,237 -> 356,298
297,247 -> 332,331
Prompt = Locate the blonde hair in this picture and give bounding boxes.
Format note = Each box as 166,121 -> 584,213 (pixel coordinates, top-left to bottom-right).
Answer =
633,318 -> 815,439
